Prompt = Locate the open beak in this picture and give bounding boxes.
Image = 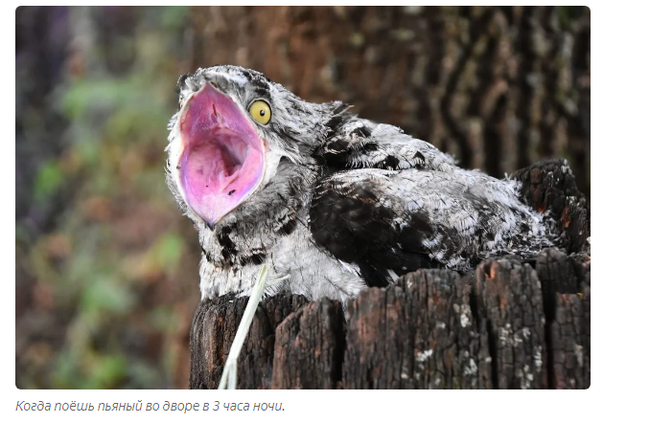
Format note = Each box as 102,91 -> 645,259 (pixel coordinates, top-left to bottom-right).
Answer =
175,83 -> 266,227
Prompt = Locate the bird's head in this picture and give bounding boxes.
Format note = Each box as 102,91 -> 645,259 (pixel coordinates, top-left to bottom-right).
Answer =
166,65 -> 345,228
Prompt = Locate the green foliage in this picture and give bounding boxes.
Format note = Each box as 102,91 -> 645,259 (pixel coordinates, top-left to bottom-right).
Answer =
148,232 -> 185,274
86,354 -> 129,389
51,350 -> 129,389
33,161 -> 65,200
80,276 -> 136,318
18,6 -> 193,389
61,76 -> 171,143
160,6 -> 189,30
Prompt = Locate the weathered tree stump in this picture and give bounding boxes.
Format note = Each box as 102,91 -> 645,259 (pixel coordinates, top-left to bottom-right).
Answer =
189,159 -> 590,389
474,258 -> 548,388
536,248 -> 590,389
511,159 -> 590,254
272,299 -> 346,389
189,294 -> 308,388
342,269 -> 491,388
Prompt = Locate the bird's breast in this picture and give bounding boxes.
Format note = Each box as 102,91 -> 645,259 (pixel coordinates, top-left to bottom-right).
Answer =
199,224 -> 367,304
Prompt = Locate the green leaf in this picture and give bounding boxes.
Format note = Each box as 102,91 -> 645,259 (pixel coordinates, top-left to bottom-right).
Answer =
33,161 -> 65,200
86,354 -> 128,388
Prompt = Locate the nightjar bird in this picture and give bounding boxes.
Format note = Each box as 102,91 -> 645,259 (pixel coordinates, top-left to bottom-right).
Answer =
165,65 -> 558,304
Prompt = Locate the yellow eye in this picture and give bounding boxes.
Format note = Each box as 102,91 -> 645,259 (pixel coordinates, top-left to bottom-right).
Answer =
248,100 -> 271,125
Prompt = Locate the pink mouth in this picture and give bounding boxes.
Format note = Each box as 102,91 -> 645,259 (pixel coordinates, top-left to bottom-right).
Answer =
178,84 -> 265,226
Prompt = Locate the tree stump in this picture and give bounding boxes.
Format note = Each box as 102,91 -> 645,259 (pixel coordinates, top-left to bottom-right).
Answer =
189,159 -> 590,389
189,294 -> 309,389
272,299 -> 346,389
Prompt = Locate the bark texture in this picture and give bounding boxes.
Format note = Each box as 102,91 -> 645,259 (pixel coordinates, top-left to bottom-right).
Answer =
271,299 -> 345,389
189,294 -> 308,389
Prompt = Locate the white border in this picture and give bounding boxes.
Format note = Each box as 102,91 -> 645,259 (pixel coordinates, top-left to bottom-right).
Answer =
7,1 -> 650,422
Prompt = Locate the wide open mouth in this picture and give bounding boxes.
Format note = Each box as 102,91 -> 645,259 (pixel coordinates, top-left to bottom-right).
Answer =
177,84 -> 265,226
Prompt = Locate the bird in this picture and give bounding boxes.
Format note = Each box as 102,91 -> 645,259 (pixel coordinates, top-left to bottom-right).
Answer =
165,64 -> 558,305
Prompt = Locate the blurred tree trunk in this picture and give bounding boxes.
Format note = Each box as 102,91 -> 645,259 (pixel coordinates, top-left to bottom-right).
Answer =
188,6 -> 590,195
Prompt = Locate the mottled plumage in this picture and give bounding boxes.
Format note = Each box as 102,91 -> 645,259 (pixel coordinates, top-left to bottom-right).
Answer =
166,65 -> 558,303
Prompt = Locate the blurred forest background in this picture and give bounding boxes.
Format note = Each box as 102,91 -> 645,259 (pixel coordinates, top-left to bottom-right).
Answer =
15,6 -> 590,388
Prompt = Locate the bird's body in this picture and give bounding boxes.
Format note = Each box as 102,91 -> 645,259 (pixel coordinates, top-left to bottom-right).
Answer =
166,65 -> 557,303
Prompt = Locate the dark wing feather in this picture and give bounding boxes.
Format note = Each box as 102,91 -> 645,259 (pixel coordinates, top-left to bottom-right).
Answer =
310,116 -> 554,287
309,177 -> 440,287
318,113 -> 458,173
